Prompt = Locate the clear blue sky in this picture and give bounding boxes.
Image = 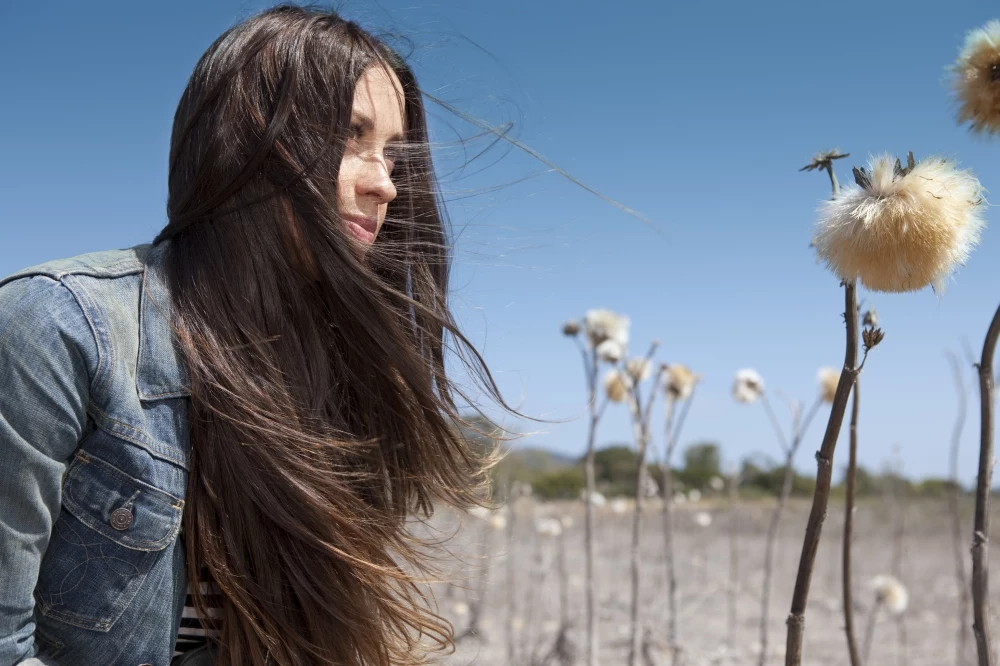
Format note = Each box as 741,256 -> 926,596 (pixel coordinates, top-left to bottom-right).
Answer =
2,0 -> 999,483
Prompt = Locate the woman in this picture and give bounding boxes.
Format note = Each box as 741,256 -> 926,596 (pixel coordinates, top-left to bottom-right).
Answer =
0,5 -> 504,666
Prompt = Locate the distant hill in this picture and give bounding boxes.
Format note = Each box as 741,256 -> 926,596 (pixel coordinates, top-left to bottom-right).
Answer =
500,446 -> 577,470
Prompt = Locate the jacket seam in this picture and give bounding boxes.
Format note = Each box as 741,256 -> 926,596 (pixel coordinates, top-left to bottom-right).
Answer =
85,402 -> 189,469
53,275 -> 110,405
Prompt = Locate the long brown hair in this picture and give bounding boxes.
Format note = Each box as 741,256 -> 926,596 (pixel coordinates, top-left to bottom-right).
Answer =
153,6 -> 503,664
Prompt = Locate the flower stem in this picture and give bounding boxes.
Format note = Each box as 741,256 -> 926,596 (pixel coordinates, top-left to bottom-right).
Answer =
843,378 -> 862,666
728,469 -> 740,652
863,599 -> 883,665
946,350 -> 971,666
784,280 -> 860,666
758,397 -> 822,666
972,304 -> 1000,666
661,395 -> 681,666
583,348 -> 600,666
628,394 -> 650,666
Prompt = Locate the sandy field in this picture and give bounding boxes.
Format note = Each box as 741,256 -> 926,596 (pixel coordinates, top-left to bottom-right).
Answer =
426,495 -> 989,666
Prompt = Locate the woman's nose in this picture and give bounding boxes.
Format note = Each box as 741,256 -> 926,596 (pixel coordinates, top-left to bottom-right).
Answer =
359,157 -> 397,204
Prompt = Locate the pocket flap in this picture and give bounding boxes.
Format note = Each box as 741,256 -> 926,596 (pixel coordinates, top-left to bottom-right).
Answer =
62,451 -> 183,551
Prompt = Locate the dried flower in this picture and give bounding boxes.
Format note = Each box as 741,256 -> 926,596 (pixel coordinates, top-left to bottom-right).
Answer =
870,574 -> 909,615
818,367 -> 840,404
562,320 -> 581,337
951,21 -> 1000,135
625,357 -> 652,383
813,153 -> 985,293
863,327 -> 885,352
467,506 -> 492,521
581,490 -> 607,507
733,368 -> 765,404
862,306 -> 879,329
663,363 -> 699,400
584,309 -> 630,348
535,517 -> 564,537
603,369 -> 632,403
800,149 -> 851,174
693,511 -> 713,528
596,339 -> 625,364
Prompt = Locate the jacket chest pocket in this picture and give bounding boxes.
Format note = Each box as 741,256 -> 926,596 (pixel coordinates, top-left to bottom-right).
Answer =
34,450 -> 184,632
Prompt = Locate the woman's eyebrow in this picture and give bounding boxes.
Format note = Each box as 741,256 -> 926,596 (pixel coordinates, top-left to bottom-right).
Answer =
350,111 -> 405,143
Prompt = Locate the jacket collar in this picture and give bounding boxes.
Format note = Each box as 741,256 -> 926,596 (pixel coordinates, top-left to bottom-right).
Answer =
136,239 -> 192,400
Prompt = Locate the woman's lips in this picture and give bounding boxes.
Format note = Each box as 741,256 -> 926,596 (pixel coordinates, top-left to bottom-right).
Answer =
343,215 -> 377,244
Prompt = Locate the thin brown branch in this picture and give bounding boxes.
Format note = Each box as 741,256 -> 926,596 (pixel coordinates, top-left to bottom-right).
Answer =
760,393 -> 791,454
581,347 -> 600,666
627,389 -> 649,666
758,396 -> 824,666
660,396 -> 681,666
972,304 -> 1000,666
946,350 -> 971,666
785,280 -> 860,666
843,379 -> 862,666
863,599 -> 883,665
728,469 -> 741,652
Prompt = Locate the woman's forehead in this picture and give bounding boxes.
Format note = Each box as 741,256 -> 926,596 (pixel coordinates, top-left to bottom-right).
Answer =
352,65 -> 405,135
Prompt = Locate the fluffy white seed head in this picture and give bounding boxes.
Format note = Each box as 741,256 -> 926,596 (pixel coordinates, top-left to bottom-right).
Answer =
663,364 -> 699,401
626,357 -> 652,383
452,601 -> 470,617
951,21 -> 1000,135
709,476 -> 726,492
818,367 -> 841,404
693,511 -> 713,528
581,490 -> 607,507
733,368 -> 765,404
562,320 -> 581,337
467,506 -> 492,521
812,154 -> 985,293
870,574 -> 909,615
535,517 -> 564,537
687,489 -> 702,503
596,340 -> 626,364
610,497 -> 630,514
489,513 -> 508,531
604,369 -> 633,403
584,309 -> 630,349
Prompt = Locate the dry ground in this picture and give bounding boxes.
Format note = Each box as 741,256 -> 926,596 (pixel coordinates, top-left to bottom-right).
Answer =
424,495 -> 993,666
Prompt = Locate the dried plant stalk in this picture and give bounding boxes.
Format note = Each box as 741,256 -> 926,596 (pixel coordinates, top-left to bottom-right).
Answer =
946,350 -> 971,666
627,346 -> 661,666
728,469 -> 741,652
842,379 -> 862,666
784,281 -> 862,666
628,398 -> 650,666
757,396 -> 821,666
506,498 -> 519,665
582,347 -> 601,666
972,306 -> 1000,666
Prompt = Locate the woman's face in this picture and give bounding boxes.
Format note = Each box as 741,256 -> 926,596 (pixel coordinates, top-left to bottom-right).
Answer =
336,64 -> 406,246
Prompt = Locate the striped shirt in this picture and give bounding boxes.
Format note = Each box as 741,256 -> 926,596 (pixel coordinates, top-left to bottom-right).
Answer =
174,535 -> 223,657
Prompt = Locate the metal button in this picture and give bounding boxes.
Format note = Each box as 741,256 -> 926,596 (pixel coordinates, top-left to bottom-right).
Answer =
110,507 -> 133,530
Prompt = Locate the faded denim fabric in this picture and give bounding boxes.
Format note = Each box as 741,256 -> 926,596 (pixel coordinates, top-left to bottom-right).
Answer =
0,241 -> 192,666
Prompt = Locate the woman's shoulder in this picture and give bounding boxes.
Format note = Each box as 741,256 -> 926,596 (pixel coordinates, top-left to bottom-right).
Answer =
0,242 -> 152,288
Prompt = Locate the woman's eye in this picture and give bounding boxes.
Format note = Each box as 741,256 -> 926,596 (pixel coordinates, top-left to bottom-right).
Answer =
384,144 -> 403,171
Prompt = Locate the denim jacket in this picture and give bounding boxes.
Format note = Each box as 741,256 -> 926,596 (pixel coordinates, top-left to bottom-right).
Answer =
0,240 -> 191,666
